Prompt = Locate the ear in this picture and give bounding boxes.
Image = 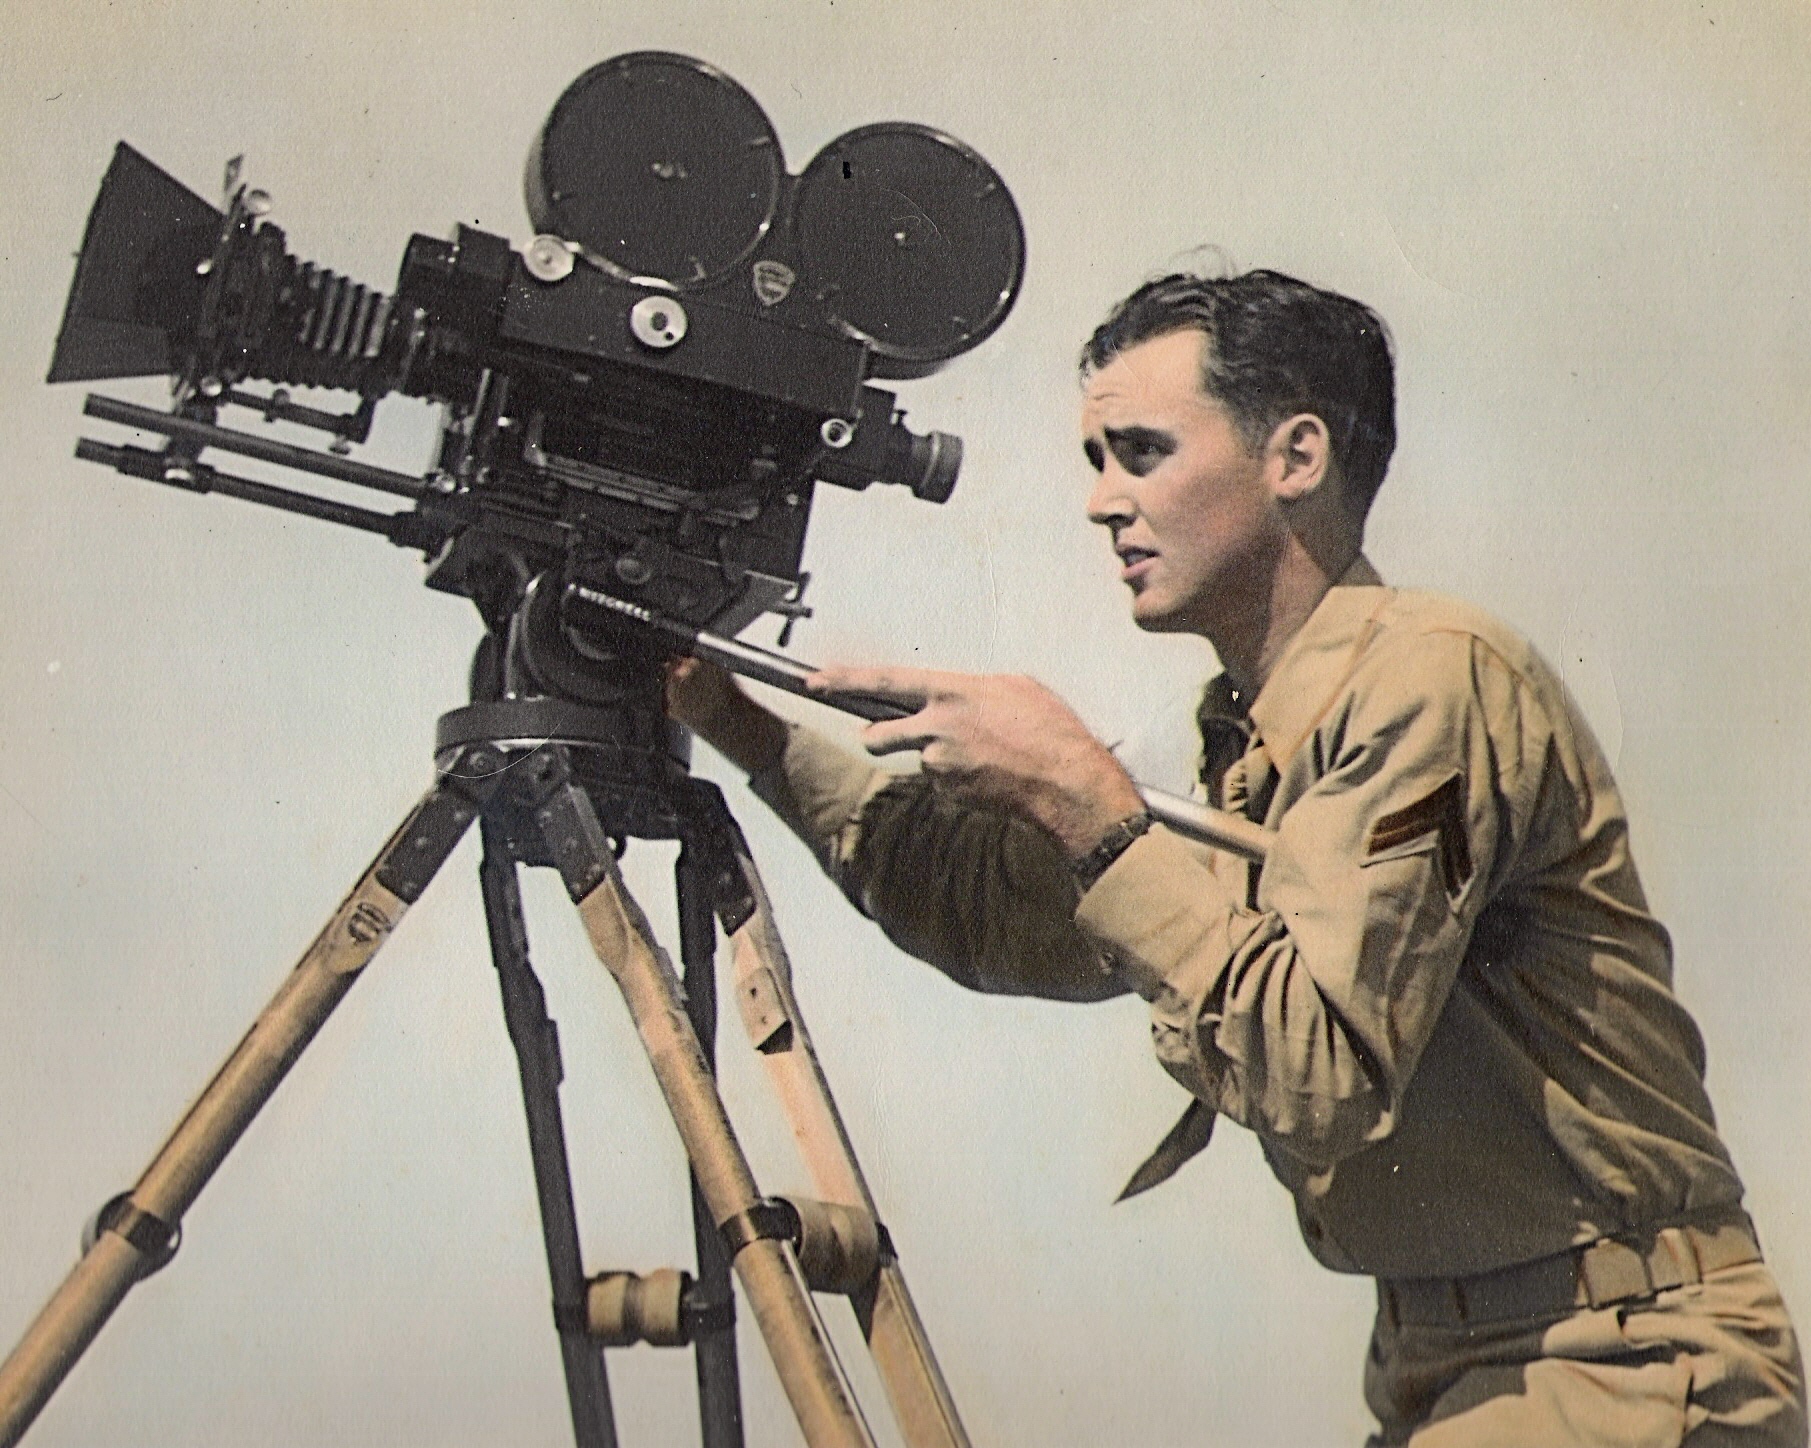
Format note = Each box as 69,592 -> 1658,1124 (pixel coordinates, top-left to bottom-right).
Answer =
1265,413 -> 1332,503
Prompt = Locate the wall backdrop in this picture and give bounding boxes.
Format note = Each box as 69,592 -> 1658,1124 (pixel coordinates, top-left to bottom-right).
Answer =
2,4 -> 1807,1445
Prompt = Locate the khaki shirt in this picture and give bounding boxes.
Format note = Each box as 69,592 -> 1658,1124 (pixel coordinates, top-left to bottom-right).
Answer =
750,561 -> 1743,1279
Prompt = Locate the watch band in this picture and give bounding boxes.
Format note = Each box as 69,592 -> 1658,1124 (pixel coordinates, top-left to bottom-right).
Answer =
1071,810 -> 1154,893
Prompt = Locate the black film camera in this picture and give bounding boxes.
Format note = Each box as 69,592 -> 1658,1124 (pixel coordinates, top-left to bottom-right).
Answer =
50,52 -> 1024,710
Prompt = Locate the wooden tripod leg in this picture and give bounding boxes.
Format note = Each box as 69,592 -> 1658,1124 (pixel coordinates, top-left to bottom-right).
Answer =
713,822 -> 972,1448
538,783 -> 876,1448
0,752 -> 495,1448
674,843 -> 747,1448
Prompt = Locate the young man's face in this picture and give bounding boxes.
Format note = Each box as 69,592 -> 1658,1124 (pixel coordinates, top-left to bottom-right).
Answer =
1080,328 -> 1288,637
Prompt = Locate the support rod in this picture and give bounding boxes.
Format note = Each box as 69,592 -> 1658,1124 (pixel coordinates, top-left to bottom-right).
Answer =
75,439 -> 410,538
675,840 -> 747,1448
83,393 -> 426,499
478,822 -> 618,1448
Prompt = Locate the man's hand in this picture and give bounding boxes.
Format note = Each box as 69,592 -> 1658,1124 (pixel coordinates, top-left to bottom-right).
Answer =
664,656 -> 789,776
807,665 -> 1146,857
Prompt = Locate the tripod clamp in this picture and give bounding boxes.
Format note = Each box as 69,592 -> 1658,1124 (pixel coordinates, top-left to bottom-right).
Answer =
80,1196 -> 179,1278
583,1189 -> 894,1354
557,1270 -> 736,1349
721,1196 -> 894,1298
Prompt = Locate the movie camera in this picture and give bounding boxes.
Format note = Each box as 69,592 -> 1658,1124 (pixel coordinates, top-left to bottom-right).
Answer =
51,51 -> 1025,717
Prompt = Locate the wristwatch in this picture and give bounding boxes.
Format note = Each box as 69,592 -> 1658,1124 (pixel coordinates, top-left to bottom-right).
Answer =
1070,810 -> 1154,893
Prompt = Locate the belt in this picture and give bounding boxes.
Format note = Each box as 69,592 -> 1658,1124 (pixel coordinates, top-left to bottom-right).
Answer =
1378,1211 -> 1763,1330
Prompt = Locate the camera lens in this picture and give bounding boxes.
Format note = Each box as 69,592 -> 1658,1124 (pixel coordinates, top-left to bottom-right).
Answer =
794,123 -> 1025,375
527,52 -> 783,290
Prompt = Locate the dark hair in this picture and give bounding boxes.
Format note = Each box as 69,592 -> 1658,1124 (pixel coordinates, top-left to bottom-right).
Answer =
1080,269 -> 1397,514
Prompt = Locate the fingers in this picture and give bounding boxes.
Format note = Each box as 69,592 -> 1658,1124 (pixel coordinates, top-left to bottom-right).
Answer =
862,719 -> 939,757
808,665 -> 964,759
664,655 -> 704,690
805,664 -> 938,711
663,654 -> 715,701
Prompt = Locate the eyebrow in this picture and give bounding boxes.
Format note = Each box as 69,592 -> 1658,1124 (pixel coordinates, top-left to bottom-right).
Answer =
1083,424 -> 1176,472
1105,425 -> 1174,455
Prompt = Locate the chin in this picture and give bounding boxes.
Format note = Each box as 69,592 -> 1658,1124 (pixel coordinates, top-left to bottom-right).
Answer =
1128,582 -> 1218,638
1128,598 -> 1188,634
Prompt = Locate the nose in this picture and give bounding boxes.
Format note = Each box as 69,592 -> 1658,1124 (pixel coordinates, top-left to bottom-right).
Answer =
1085,465 -> 1135,529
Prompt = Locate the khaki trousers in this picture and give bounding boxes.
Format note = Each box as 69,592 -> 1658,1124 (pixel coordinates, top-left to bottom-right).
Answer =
1364,1262 -> 1807,1446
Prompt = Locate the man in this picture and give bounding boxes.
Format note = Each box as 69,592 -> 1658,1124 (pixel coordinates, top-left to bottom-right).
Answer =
668,270 -> 1806,1444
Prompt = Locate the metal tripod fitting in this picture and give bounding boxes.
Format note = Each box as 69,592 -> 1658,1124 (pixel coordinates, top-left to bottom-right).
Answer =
717,1196 -> 888,1299
79,1195 -> 180,1277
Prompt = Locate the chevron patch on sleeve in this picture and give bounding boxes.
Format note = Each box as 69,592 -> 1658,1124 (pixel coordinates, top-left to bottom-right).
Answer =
1366,773 -> 1473,896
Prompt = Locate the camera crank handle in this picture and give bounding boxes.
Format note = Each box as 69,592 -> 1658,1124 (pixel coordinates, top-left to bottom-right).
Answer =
568,587 -> 1272,861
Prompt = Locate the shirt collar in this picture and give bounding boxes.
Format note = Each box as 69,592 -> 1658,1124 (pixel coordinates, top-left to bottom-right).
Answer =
1216,554 -> 1391,767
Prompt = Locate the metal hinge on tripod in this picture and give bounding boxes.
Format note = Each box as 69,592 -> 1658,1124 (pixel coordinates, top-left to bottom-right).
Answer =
375,745 -> 500,902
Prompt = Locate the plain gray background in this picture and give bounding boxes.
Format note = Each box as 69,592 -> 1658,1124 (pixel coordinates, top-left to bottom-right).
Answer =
1,3 -> 1807,1444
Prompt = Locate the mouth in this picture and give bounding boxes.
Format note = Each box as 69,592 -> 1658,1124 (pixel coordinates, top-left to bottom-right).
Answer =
1117,546 -> 1157,582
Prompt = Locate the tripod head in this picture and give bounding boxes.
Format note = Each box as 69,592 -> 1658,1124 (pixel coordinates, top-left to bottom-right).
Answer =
441,568 -> 696,841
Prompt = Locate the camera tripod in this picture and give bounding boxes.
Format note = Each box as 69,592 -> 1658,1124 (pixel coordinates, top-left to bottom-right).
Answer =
0,682 -> 970,1448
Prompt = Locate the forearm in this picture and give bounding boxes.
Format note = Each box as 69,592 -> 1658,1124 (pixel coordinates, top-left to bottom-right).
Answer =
750,720 -> 1124,1002
846,776 -> 1124,1001
681,676 -> 790,777
747,719 -> 898,874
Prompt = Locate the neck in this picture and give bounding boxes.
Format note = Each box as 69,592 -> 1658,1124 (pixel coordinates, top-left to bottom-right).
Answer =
1210,532 -> 1359,693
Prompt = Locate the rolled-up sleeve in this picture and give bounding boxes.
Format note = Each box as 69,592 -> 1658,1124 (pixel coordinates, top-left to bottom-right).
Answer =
1075,631 -> 1547,1169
